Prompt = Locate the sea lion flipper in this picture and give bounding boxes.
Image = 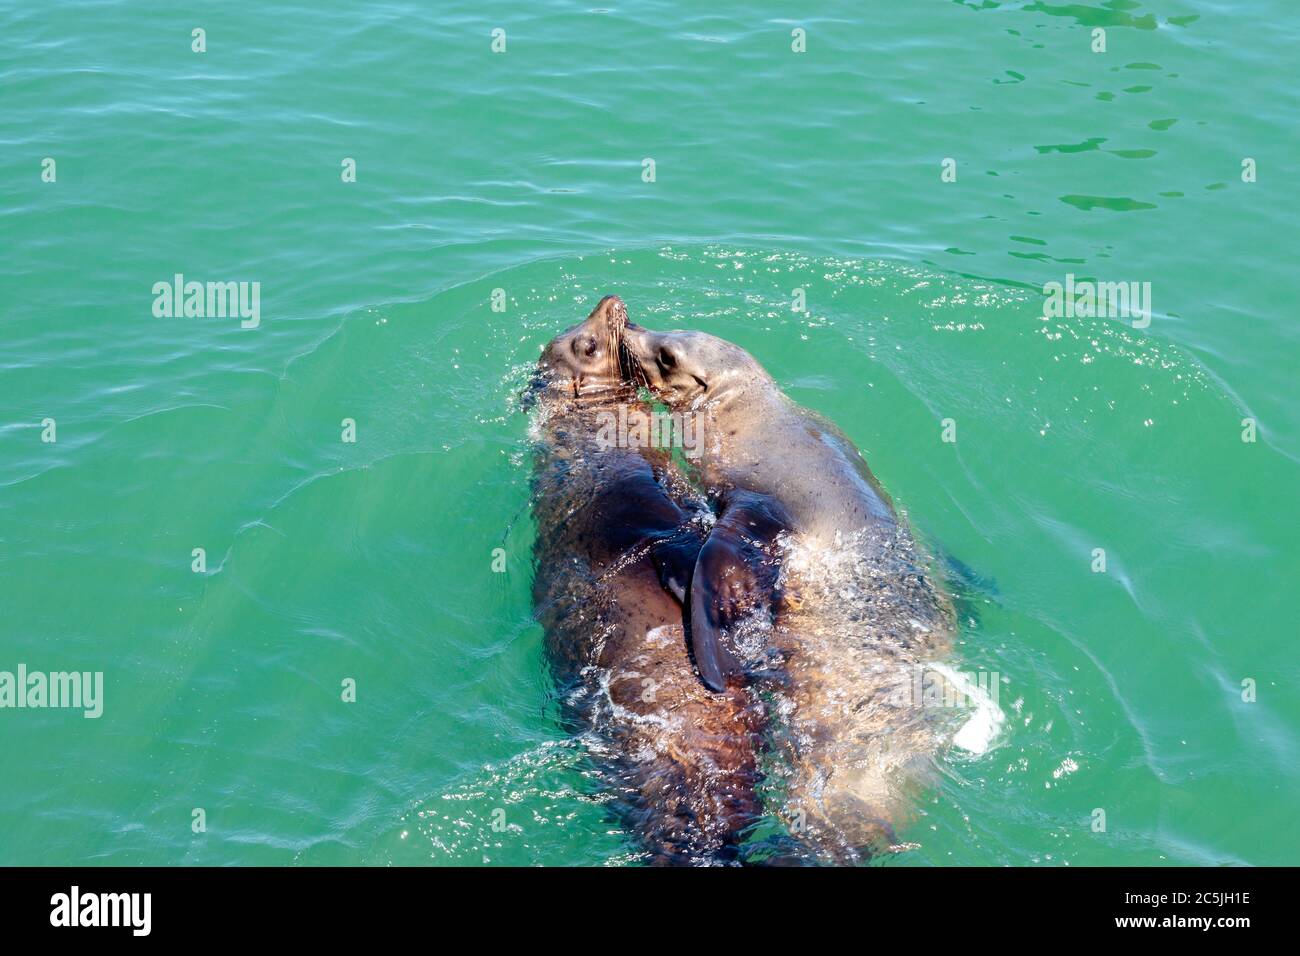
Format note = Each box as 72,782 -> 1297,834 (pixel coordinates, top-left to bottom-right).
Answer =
688,537 -> 747,692
687,493 -> 790,692
650,529 -> 702,604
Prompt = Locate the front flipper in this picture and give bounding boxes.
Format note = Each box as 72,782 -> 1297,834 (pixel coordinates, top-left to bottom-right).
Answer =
688,492 -> 791,692
649,525 -> 704,604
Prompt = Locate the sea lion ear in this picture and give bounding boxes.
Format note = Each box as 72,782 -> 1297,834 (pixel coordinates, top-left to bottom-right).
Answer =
686,493 -> 789,692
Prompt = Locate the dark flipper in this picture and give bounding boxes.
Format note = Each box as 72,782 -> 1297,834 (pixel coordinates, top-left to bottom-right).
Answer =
649,526 -> 704,604
688,540 -> 748,691
688,492 -> 791,692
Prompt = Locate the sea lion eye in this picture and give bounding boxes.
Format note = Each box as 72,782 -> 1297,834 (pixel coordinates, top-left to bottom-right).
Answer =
574,336 -> 598,358
658,347 -> 676,368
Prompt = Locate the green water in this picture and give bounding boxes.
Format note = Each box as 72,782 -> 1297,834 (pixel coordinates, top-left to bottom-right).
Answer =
2,1 -> 1297,866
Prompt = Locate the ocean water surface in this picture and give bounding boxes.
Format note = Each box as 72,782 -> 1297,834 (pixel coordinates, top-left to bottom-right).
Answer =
1,1 -> 1297,865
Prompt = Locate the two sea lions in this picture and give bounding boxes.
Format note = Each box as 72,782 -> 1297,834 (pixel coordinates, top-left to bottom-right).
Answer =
528,296 -> 762,863
528,297 -> 960,863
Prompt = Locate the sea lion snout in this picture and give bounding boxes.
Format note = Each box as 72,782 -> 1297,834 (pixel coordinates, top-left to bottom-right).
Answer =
620,327 -> 710,402
592,293 -> 628,332
619,325 -> 656,368
535,293 -> 636,396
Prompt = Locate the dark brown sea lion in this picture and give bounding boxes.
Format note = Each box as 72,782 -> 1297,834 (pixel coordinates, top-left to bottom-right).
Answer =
528,295 -> 762,864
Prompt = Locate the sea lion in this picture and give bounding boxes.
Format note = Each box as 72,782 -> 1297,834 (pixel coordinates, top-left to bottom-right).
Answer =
528,296 -> 763,864
621,323 -> 958,861
619,326 -> 900,689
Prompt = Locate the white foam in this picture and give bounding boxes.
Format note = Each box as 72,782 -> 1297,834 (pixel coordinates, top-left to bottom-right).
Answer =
928,662 -> 1006,755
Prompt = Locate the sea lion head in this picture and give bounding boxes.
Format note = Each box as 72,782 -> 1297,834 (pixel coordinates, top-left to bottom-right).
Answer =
621,326 -> 769,406
531,294 -> 635,401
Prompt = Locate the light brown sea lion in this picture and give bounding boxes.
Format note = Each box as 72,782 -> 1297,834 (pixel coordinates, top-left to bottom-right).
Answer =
528,296 -> 763,864
620,323 -> 958,862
